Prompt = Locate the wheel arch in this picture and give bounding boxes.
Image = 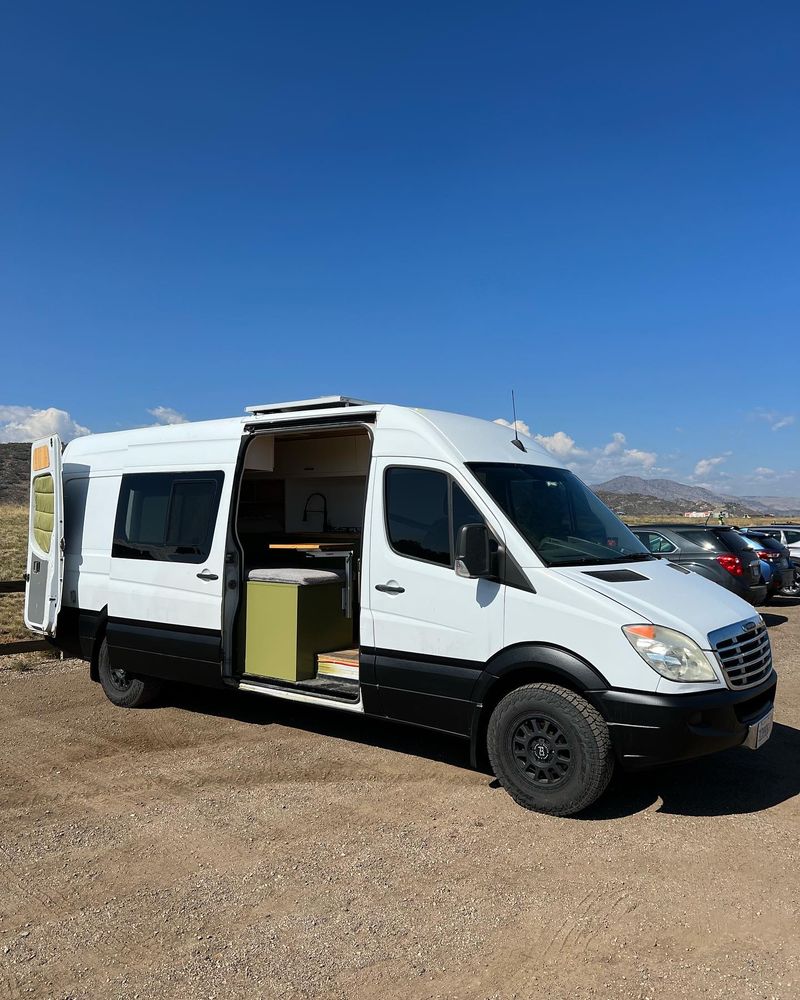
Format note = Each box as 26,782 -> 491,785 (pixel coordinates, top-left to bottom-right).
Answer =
469,643 -> 609,770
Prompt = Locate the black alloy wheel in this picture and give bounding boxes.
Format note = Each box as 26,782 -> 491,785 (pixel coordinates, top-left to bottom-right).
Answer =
511,714 -> 572,786
108,664 -> 134,692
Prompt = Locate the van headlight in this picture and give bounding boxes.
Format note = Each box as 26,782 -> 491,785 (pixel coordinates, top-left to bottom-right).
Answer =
623,625 -> 717,683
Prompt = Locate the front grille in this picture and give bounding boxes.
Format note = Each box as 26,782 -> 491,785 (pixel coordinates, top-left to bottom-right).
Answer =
710,620 -> 773,689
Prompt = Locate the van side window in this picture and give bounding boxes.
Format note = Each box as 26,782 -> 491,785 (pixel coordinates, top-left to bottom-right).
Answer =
113,472 -> 224,563
385,468 -> 450,566
452,483 -> 485,548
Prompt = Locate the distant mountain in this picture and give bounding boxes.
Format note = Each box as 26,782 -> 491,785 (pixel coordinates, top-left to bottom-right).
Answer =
739,496 -> 800,515
592,476 -> 732,508
595,491 -> 703,518
592,475 -> 800,517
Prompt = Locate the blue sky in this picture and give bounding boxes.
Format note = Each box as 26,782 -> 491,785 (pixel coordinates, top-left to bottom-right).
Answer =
1,2 -> 798,494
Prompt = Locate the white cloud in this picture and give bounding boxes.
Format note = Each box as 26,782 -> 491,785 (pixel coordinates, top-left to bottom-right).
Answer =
693,454 -> 729,478
494,417 -> 531,437
148,406 -> 188,425
494,419 -> 657,479
752,409 -> 796,432
602,432 -> 626,455
534,430 -> 588,460
0,405 -> 90,443
754,466 -> 776,477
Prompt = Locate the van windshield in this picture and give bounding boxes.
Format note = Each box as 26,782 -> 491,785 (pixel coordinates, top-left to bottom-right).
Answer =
468,463 -> 652,567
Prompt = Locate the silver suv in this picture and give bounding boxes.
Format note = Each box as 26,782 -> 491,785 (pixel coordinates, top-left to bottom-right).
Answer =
757,525 -> 800,562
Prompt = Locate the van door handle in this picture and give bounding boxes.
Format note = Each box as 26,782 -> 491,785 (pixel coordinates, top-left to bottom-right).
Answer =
196,570 -> 219,581
375,582 -> 405,594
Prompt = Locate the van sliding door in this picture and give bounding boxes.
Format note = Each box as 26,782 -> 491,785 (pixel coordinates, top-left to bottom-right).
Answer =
107,464 -> 236,687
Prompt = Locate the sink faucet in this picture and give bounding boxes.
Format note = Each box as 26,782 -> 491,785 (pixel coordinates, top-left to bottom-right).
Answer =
302,492 -> 330,532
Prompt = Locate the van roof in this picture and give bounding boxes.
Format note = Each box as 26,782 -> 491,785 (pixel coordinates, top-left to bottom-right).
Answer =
61,398 -> 561,471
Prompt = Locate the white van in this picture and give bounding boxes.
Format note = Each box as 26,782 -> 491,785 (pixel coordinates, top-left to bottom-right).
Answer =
24,396 -> 776,815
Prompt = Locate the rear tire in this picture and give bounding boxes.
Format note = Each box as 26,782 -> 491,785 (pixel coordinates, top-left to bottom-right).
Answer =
97,638 -> 162,708
487,683 -> 614,816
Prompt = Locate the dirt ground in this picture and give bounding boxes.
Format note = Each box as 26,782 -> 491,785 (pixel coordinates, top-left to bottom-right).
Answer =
1,606 -> 799,1000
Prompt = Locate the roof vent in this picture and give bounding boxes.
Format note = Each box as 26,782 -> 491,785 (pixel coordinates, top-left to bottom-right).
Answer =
245,395 -> 372,416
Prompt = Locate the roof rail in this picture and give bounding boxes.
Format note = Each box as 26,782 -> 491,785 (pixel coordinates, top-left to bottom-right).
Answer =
245,395 -> 372,416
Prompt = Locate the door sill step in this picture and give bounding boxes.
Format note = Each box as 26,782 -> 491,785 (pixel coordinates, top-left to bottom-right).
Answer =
238,673 -> 360,703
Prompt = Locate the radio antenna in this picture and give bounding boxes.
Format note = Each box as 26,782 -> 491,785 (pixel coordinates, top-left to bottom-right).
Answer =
511,389 -> 526,452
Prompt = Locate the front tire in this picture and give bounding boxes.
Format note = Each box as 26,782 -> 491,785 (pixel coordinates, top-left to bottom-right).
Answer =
97,638 -> 162,708
487,683 -> 614,816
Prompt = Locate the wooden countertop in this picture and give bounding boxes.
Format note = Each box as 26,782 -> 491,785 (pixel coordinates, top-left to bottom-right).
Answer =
269,542 -> 357,551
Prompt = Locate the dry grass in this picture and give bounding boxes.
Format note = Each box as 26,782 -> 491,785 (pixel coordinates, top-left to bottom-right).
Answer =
0,503 -> 43,646
0,587 -> 27,641
624,514 -> 799,527
0,503 -> 27,579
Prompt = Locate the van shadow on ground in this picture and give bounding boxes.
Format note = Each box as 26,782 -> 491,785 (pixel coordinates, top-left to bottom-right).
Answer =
166,683 -> 474,772
166,685 -> 800,821
579,721 -> 800,820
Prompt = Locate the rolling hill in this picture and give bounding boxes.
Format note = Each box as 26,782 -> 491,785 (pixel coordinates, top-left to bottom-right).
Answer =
592,476 -> 800,518
0,443 -> 31,505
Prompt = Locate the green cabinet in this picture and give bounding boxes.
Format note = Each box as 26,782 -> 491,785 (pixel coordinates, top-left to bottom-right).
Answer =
244,571 -> 352,681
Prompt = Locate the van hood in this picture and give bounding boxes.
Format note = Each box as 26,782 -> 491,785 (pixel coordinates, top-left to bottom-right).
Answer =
551,558 -> 757,648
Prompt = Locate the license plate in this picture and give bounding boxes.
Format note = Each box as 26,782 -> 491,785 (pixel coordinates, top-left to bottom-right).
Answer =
755,711 -> 773,748
745,709 -> 773,750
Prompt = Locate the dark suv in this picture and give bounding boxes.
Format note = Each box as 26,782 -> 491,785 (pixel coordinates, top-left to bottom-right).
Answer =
629,524 -> 768,605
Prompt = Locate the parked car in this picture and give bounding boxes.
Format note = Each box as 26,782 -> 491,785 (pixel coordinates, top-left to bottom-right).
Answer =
630,524 -> 768,605
760,524 -> 800,562
739,529 -> 800,597
737,531 -> 794,597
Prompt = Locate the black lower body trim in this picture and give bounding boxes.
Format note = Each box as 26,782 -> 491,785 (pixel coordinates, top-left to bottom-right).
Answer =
361,648 -> 482,736
595,671 -> 778,769
106,618 -> 224,689
53,607 -> 103,661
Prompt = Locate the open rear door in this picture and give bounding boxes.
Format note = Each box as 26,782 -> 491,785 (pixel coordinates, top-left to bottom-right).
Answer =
24,436 -> 64,634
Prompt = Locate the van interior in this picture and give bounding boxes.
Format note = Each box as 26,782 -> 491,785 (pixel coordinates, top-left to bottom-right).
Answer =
230,425 -> 371,701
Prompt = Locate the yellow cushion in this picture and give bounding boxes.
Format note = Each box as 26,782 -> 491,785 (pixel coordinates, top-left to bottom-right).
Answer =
33,474 -> 54,553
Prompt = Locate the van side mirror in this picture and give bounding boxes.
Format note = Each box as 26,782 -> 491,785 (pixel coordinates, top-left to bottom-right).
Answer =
455,523 -> 491,579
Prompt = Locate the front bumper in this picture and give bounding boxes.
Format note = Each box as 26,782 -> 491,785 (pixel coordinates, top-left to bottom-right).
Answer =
593,670 -> 777,770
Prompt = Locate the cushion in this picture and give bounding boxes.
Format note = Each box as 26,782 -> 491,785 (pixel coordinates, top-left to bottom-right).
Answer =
247,567 -> 345,586
33,473 -> 54,553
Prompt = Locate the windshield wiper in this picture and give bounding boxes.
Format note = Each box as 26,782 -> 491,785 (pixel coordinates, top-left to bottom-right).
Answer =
547,552 -> 654,567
